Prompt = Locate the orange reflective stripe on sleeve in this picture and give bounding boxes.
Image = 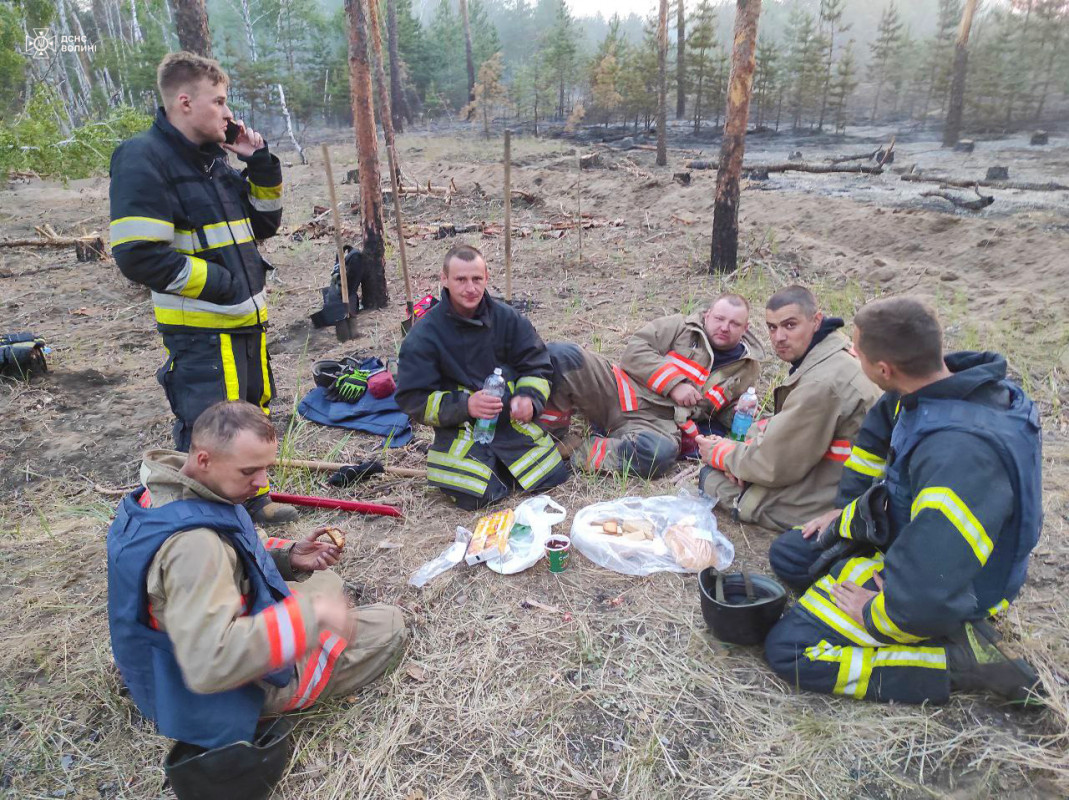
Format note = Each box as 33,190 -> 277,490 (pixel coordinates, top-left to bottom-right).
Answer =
679,420 -> 699,438
708,439 -> 736,470
612,366 -> 639,412
538,407 -> 571,426
138,489 -> 153,508
283,630 -> 347,711
666,350 -> 710,384
260,595 -> 307,670
263,537 -> 293,550
824,439 -> 852,462
704,384 -> 727,410
648,363 -> 685,394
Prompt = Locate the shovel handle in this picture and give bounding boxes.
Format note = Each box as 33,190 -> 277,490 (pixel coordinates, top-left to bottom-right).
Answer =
274,458 -> 426,478
269,491 -> 403,518
321,144 -> 349,309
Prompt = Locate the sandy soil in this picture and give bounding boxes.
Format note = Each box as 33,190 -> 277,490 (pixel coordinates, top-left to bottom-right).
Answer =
1,128 -> 1067,798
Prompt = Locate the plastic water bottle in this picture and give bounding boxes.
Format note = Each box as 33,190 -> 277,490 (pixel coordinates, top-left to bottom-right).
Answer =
730,386 -> 758,442
473,368 -> 507,444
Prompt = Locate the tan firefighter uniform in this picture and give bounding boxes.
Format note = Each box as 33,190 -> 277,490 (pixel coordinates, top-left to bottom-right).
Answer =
699,331 -> 881,530
543,310 -> 764,477
137,451 -> 407,715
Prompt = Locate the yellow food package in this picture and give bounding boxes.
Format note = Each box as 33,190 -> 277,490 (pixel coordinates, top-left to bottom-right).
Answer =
465,508 -> 515,565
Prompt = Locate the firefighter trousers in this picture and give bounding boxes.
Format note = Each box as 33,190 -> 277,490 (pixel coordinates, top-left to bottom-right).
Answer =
427,419 -> 570,511
764,548 -> 951,704
157,329 -> 275,452
262,570 -> 408,714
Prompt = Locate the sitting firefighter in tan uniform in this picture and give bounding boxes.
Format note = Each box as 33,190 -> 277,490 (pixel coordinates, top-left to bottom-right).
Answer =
697,286 -> 881,530
542,294 -> 764,478
107,401 -> 407,798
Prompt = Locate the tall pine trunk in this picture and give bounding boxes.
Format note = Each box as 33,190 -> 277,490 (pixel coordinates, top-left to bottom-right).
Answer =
676,0 -> 686,120
386,0 -> 407,132
345,0 -> 388,309
943,0 -> 978,147
170,0 -> 212,58
459,0 -> 475,104
711,0 -> 761,273
656,0 -> 668,166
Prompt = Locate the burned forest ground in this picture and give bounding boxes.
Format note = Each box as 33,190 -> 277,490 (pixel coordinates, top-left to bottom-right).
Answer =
2,125 -> 1068,799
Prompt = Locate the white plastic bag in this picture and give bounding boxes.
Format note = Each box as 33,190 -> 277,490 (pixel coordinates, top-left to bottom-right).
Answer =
408,527 -> 471,587
487,495 -> 567,575
570,494 -> 734,576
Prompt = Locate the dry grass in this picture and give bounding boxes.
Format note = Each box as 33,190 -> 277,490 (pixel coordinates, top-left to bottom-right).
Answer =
2,132 -> 1069,798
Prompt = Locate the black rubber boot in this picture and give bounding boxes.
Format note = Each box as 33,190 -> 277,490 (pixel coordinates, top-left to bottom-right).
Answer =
946,620 -> 1044,706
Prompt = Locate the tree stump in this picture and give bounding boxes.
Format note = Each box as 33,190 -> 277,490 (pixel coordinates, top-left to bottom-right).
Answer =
673,172 -> 691,186
75,237 -> 106,262
875,148 -> 895,164
342,169 -> 360,184
743,167 -> 769,180
788,150 -> 803,161
985,166 -> 1009,181
579,152 -> 602,169
1030,131 -> 1048,146
953,139 -> 975,153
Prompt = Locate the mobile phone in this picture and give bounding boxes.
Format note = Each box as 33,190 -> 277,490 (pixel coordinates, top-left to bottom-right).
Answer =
224,119 -> 241,144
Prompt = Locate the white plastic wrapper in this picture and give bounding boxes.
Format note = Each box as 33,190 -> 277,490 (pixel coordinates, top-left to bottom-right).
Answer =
408,527 -> 471,588
487,495 -> 567,575
570,494 -> 734,576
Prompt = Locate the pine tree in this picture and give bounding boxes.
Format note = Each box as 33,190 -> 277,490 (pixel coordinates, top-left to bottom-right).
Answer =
868,2 -> 904,121
686,0 -> 719,134
752,36 -> 780,129
785,9 -> 823,129
543,0 -> 578,118
816,0 -> 849,131
462,51 -> 509,136
827,39 -> 857,132
591,54 -> 623,126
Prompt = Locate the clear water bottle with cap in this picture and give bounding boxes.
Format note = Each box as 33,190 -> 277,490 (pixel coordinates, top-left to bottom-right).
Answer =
730,386 -> 758,442
473,368 -> 507,444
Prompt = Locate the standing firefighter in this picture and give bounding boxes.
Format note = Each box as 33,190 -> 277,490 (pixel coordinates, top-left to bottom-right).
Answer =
109,52 -> 293,525
543,294 -> 764,477
396,244 -> 569,509
697,286 -> 881,530
764,297 -> 1043,706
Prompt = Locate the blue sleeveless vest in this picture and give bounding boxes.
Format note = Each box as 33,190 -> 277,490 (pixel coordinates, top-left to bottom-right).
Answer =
107,488 -> 293,748
885,382 -> 1042,614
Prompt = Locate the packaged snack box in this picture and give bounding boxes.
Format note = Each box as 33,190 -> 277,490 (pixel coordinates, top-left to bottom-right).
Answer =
465,508 -> 515,565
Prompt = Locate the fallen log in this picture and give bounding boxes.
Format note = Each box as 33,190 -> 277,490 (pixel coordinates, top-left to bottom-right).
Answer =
920,189 -> 994,211
0,235 -> 106,261
686,160 -> 883,175
900,174 -> 1069,191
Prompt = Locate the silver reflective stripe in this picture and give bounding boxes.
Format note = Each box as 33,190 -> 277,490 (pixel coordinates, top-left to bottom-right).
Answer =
151,287 -> 266,316
249,195 -> 282,212
163,257 -> 193,293
198,218 -> 255,250
109,216 -> 174,246
293,633 -> 341,709
174,229 -> 196,254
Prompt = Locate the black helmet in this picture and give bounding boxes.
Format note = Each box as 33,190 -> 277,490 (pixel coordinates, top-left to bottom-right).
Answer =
312,356 -> 360,390
699,568 -> 787,646
164,717 -> 294,800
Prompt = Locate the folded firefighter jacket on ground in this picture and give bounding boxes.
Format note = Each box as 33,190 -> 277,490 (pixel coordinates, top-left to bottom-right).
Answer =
298,359 -> 412,447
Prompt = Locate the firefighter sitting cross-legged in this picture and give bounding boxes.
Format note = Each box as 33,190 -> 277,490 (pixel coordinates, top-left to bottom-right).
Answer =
696,285 -> 881,531
764,297 -> 1044,706
395,243 -> 570,510
107,401 -> 408,799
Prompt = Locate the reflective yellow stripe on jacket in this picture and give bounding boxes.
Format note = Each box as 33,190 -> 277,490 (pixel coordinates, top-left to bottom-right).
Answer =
843,445 -> 887,479
911,486 -> 993,565
249,181 -> 283,212
152,288 -> 268,329
507,420 -> 562,490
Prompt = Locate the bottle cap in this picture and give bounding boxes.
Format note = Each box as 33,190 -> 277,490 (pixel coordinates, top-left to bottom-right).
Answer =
747,386 -> 755,393
494,368 -> 503,375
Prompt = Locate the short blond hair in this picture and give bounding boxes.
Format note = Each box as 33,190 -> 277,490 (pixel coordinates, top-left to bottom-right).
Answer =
157,51 -> 229,105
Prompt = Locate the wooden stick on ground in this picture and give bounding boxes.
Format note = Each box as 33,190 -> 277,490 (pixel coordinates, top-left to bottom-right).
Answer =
275,457 -> 426,478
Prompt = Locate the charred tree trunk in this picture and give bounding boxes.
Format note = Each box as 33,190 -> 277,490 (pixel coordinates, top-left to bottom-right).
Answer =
366,0 -> 398,170
460,0 -> 476,105
386,0 -> 407,133
656,0 -> 669,167
676,0 -> 686,120
170,0 -> 212,57
345,0 -> 388,309
711,0 -> 761,273
942,0 -> 978,148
